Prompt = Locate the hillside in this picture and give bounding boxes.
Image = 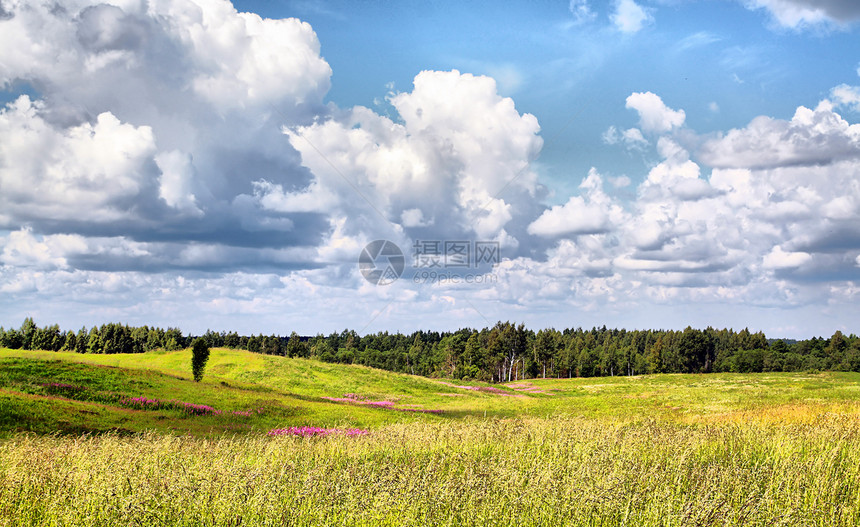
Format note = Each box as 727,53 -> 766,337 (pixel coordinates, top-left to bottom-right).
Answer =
2,347 -> 860,437
0,346 -> 546,436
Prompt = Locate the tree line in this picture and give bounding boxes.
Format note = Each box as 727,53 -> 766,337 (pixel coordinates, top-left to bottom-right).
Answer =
2,319 -> 859,380
0,318 -> 184,355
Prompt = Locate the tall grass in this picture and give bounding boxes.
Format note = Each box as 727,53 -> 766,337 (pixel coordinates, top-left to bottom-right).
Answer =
2,349 -> 859,525
2,415 -> 858,526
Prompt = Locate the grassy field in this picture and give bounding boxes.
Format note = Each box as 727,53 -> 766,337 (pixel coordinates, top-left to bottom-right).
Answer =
1,347 -> 859,525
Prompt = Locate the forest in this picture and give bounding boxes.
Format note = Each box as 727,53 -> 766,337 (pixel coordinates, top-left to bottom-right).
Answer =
2,318 -> 859,381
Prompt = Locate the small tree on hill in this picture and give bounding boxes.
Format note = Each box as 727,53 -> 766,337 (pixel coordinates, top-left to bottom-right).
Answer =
191,338 -> 210,382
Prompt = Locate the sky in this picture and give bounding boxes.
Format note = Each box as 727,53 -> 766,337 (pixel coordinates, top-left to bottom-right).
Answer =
1,0 -> 860,339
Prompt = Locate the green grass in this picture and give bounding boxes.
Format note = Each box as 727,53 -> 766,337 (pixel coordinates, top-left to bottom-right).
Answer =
3,347 -> 859,434
0,348 -> 466,435
1,347 -> 859,525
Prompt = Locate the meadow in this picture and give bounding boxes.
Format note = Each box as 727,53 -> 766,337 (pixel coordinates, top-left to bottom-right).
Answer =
1,347 -> 859,525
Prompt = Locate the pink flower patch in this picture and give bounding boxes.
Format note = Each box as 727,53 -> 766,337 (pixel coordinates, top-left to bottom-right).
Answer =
437,381 -> 525,397
268,426 -> 369,437
321,394 -> 443,414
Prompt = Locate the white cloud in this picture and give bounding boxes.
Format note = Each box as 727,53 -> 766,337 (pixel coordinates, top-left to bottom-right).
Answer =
0,0 -> 330,112
569,0 -> 597,25
744,0 -> 860,29
186,9 -> 331,110
699,100 -> 860,168
401,208 -> 433,228
527,169 -> 626,238
625,92 -> 686,134
640,139 -> 718,202
0,96 -> 157,225
2,1 -> 860,337
602,126 -> 620,144
763,246 -> 813,269
155,151 -> 203,216
0,0 -> 334,271
609,175 -> 632,188
831,84 -> 860,112
285,70 -> 543,245
611,0 -> 654,34
555,89 -> 860,313
528,196 -> 609,238
0,228 -> 82,270
603,126 -> 649,150
252,179 -> 338,214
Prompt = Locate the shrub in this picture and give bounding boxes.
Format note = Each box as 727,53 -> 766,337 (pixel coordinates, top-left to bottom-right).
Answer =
191,338 -> 210,382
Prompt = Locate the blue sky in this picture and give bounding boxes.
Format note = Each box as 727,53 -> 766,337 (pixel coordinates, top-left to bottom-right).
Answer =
1,0 -> 860,338
249,0 -> 860,198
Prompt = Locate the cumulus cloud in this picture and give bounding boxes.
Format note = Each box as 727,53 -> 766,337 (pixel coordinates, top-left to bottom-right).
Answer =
281,70 -> 544,249
611,0 -> 654,33
2,0 -> 860,336
0,0 -> 333,274
699,100 -> 860,168
631,97 -> 860,291
516,87 -> 860,312
528,169 -> 626,238
625,92 -> 686,134
0,96 -> 157,225
0,0 -> 555,327
640,138 -> 719,202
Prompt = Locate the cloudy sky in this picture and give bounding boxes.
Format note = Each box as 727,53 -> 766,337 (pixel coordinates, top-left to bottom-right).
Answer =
2,0 -> 860,338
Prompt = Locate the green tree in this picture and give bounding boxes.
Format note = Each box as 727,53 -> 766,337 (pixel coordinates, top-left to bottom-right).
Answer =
75,327 -> 88,354
20,317 -> 37,350
191,338 -> 210,382
131,326 -> 149,353
461,331 -> 487,380
648,335 -> 665,374
842,340 -> 860,372
407,335 -> 424,376
224,331 -> 240,349
285,331 -> 307,357
533,329 -> 557,379
146,328 -> 164,351
310,338 -> 335,362
61,330 -> 76,352
87,327 -> 103,354
826,330 -> 848,369
165,327 -> 184,351
3,328 -> 23,349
